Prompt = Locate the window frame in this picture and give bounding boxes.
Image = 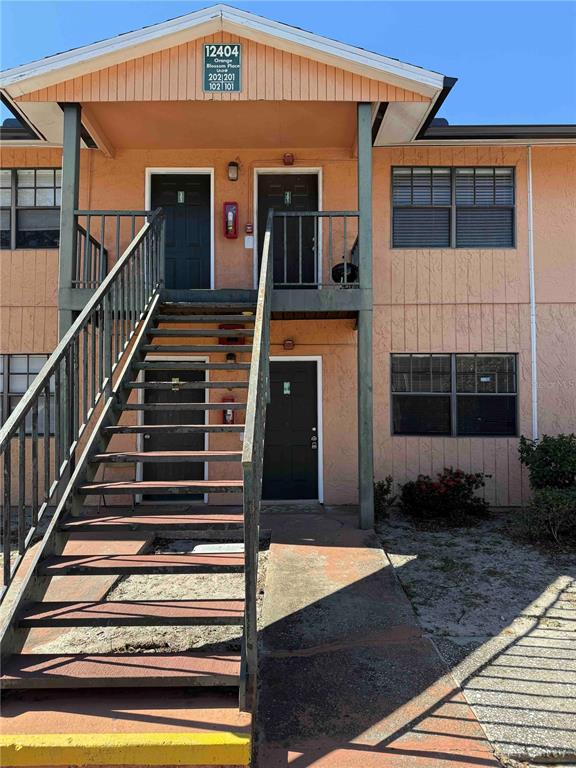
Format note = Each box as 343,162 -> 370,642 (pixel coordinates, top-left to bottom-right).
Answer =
0,353 -> 55,436
390,166 -> 516,250
0,167 -> 61,251
390,353 -> 519,437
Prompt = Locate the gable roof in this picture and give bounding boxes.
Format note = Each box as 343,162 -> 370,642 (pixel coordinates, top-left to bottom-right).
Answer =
0,4 -> 445,99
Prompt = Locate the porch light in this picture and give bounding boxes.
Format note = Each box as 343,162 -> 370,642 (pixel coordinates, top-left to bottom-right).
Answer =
282,153 -> 295,166
227,161 -> 239,181
283,339 -> 295,351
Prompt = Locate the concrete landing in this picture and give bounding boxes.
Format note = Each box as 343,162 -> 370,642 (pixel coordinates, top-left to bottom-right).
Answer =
257,507 -> 500,767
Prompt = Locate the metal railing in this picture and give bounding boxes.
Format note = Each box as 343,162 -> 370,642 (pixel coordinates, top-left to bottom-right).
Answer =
75,225 -> 108,288
73,211 -> 154,289
271,210 -> 360,288
0,209 -> 164,595
241,208 -> 273,709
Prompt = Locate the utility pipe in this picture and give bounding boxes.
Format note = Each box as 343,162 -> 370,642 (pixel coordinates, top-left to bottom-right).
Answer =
527,145 -> 539,440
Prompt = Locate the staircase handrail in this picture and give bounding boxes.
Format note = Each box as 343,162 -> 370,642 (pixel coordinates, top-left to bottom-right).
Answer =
0,208 -> 164,592
240,207 -> 273,708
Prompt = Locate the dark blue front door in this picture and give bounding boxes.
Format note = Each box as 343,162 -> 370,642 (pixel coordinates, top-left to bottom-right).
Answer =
151,174 -> 211,289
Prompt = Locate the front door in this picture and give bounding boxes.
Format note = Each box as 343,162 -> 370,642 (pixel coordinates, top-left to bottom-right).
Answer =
151,174 -> 211,289
262,361 -> 319,500
258,173 -> 319,287
143,368 -> 205,501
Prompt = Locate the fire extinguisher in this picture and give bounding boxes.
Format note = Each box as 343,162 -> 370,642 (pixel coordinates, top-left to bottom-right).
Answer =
222,395 -> 235,424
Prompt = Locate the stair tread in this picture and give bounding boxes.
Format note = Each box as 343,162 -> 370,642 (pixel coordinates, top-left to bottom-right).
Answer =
92,450 -> 243,463
40,553 -> 245,574
1,651 -> 241,689
126,380 -> 249,388
149,329 -> 255,337
156,314 -> 255,322
142,344 -> 253,353
79,480 -> 243,494
134,362 -> 251,370
19,599 -> 245,626
61,512 -> 245,530
103,423 -> 245,434
122,402 -> 246,410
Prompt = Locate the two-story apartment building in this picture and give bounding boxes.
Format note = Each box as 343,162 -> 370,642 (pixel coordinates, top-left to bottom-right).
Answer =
0,6 -> 575,756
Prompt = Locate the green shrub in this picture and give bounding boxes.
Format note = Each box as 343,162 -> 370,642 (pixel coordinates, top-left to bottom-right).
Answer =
374,476 -> 396,519
514,487 -> 576,544
519,434 -> 576,489
399,467 -> 489,526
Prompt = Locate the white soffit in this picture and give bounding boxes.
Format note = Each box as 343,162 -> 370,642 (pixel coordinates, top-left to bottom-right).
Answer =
0,5 -> 443,98
373,102 -> 431,145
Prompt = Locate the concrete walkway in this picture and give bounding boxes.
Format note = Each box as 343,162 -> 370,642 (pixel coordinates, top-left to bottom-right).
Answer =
257,507 -> 500,767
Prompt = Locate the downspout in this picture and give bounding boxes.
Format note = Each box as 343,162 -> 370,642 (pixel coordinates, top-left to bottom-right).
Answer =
527,145 -> 539,440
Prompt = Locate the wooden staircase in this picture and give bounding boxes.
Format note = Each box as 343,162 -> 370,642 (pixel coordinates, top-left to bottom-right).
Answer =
0,211 -> 274,765
1,304 -> 261,701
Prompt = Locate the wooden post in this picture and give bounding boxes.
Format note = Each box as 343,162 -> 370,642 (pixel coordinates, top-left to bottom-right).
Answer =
59,104 -> 81,337
357,102 -> 374,529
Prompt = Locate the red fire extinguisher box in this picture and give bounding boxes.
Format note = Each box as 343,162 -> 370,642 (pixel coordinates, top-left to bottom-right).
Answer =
218,324 -> 245,345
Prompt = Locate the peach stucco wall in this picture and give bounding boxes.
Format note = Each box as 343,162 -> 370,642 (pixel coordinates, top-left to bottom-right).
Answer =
1,143 -> 575,506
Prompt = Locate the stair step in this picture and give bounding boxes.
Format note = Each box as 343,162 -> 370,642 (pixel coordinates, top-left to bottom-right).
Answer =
91,450 -> 243,463
160,302 -> 256,313
103,423 -> 245,435
126,380 -> 249,390
134,362 -> 250,371
39,552 -> 245,575
79,480 -> 243,495
149,329 -> 255,338
1,651 -> 241,690
156,314 -> 255,323
142,344 -> 253,353
18,599 -> 245,627
122,402 -> 246,411
61,511 -> 245,533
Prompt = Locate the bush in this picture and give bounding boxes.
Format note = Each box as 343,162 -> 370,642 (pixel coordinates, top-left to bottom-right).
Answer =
514,487 -> 576,544
399,467 -> 489,525
519,434 -> 576,489
374,476 -> 396,519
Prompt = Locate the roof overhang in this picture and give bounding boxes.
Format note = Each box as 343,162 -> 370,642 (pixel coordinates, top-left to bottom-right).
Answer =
0,4 -> 444,100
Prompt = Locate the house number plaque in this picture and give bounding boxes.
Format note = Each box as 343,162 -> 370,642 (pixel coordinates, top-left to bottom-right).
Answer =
203,43 -> 242,92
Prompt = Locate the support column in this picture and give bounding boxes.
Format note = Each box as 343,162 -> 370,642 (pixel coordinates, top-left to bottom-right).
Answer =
357,102 -> 374,529
58,103 -> 81,337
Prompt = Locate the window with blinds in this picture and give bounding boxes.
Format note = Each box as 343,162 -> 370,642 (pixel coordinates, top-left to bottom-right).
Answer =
391,353 -> 517,436
392,167 -> 515,248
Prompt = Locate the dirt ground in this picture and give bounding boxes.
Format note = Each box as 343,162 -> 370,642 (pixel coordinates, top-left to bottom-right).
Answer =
33,539 -> 269,655
377,508 -> 576,765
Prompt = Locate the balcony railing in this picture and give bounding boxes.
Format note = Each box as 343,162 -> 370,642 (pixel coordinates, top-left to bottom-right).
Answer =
271,210 -> 359,288
73,211 -> 155,289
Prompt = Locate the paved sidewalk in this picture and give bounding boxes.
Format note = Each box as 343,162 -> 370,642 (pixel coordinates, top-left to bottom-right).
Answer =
257,507 -> 500,767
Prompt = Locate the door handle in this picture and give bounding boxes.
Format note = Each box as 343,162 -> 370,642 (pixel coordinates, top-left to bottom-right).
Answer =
144,434 -> 151,440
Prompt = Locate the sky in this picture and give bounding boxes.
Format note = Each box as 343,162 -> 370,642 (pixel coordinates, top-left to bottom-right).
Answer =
1,1 -> 575,125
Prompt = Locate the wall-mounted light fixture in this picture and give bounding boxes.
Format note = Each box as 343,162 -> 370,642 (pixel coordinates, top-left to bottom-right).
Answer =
227,161 -> 239,181
282,153 -> 295,166
283,339 -> 295,351
226,352 -> 237,363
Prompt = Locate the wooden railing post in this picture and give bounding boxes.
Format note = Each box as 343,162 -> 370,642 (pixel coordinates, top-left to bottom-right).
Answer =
357,102 -> 375,530
59,104 -> 81,337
